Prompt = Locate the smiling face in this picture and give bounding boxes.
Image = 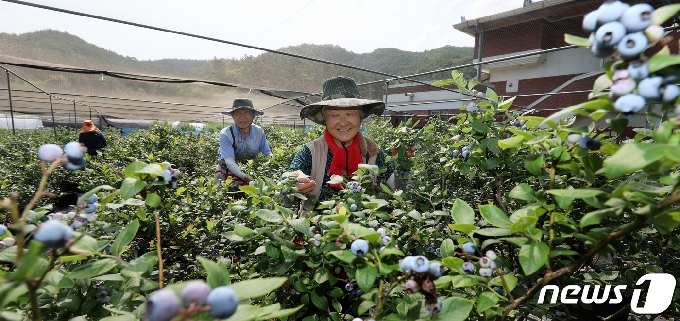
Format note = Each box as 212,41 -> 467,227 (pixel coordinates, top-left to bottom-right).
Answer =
231,109 -> 256,129
323,107 -> 362,144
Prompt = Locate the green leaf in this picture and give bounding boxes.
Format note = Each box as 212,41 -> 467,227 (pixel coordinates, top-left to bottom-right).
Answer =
110,219 -> 140,256
228,277 -> 287,299
328,250 -> 358,264
484,158 -> 503,170
653,4 -> 680,25
451,199 -> 475,225
123,161 -> 147,178
135,163 -> 165,177
589,74 -> 613,99
580,207 -> 623,228
358,300 -> 376,316
451,275 -> 479,288
77,185 -> 115,206
288,218 -> 310,235
346,224 -> 382,243
314,268 -> 330,284
256,209 -> 283,223
144,193 -> 161,208
607,117 -> 629,136
519,242 -> 549,275
546,189 -> 604,199
234,224 -> 255,237
67,258 -> 119,279
486,88 -> 498,103
477,291 -> 500,313
478,204 -> 511,228
544,99 -> 610,124
604,143 -> 668,178
378,247 -> 405,258
564,34 -> 590,47
509,184 -> 536,201
356,264 -> 378,292
524,154 -> 544,176
498,136 -> 525,150
509,216 -> 537,233
310,290 -> 329,310
440,239 -> 456,258
471,121 -> 490,133
433,297 -> 474,321
120,177 -> 146,200
198,257 -> 230,288
646,211 -> 680,234
549,250 -> 580,258
474,228 -> 513,237
448,224 -> 477,235
239,185 -> 258,195
649,53 -> 680,73
69,234 -> 98,256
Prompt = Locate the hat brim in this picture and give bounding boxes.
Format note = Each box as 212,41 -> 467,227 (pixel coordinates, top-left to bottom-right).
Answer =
222,106 -> 264,116
300,98 -> 385,125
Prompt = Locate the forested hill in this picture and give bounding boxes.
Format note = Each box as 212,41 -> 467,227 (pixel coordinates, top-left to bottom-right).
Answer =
0,29 -> 474,94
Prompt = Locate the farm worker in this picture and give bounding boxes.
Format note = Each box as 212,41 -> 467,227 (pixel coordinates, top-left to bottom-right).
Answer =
215,98 -> 273,186
288,76 -> 395,214
78,120 -> 107,156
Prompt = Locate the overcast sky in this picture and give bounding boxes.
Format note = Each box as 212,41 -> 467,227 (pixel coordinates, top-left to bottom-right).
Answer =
1,0 -> 531,61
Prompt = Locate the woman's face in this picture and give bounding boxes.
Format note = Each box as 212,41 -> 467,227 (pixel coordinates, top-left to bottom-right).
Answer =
232,109 -> 255,128
324,107 -> 362,144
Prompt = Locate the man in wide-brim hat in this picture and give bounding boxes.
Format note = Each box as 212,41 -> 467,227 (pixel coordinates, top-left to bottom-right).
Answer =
288,76 -> 395,213
215,98 -> 272,185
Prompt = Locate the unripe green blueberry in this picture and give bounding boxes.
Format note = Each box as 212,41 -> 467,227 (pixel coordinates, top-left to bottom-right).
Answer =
146,289 -> 180,321
2,237 -> 15,246
479,256 -> 493,268
486,250 -> 498,261
645,24 -> 664,42
181,281 -> 212,307
351,239 -> 369,256
566,134 -> 581,143
206,286 -> 238,319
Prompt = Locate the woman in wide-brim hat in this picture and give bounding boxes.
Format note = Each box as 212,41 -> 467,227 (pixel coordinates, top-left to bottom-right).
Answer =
288,76 -> 395,213
78,120 -> 106,156
215,98 -> 272,186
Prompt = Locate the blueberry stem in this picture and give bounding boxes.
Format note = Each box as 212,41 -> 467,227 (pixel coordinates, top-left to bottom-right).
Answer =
154,210 -> 165,289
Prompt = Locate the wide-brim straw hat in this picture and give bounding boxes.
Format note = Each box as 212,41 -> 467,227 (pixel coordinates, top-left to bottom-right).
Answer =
82,120 -> 99,133
300,76 -> 385,125
222,98 -> 264,116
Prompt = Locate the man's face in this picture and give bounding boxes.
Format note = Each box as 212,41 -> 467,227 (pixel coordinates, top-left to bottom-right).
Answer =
232,109 -> 255,128
323,107 -> 362,144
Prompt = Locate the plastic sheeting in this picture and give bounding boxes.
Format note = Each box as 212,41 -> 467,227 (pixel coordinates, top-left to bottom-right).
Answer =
0,113 -> 43,129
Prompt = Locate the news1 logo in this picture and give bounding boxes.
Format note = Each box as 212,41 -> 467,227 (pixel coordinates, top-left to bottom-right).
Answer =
538,273 -> 677,314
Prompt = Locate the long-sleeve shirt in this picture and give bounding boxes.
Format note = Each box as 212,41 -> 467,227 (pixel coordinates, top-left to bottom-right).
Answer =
79,131 -> 107,154
218,124 -> 272,161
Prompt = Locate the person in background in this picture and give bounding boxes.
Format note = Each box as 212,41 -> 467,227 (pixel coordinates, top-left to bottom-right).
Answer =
78,120 -> 106,156
215,98 -> 273,185
288,76 -> 395,213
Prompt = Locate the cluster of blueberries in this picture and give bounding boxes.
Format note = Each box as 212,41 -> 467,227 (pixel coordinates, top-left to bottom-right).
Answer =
37,142 -> 87,170
348,181 -> 363,194
146,281 -> 238,321
585,1 -> 679,113
160,161 -> 181,189
0,225 -> 15,250
93,284 -> 116,305
47,193 -> 99,230
461,242 -> 501,278
450,145 -> 471,159
349,228 -> 393,257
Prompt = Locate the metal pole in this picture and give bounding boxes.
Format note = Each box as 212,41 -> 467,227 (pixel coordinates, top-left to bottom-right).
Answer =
68,113 -> 71,128
49,95 -> 57,140
383,80 -> 390,122
73,101 -> 77,128
476,26 -> 484,82
6,70 -> 15,134
222,114 -> 224,127
89,107 -> 92,120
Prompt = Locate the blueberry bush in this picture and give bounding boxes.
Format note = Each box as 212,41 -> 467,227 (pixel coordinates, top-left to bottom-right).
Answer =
2,2 -> 680,320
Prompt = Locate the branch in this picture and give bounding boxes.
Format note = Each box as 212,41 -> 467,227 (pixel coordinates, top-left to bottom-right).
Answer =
602,304 -> 631,321
155,211 -> 165,289
495,176 -> 509,215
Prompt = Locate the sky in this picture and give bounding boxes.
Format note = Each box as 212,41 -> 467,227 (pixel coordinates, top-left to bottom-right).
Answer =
0,0 -> 532,61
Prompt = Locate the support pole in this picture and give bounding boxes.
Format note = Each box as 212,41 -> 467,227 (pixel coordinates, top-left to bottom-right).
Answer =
476,26 -> 484,82
5,70 -> 15,134
383,80 -> 390,122
222,114 -> 224,127
49,95 -> 57,140
89,107 -> 92,120
73,101 -> 77,128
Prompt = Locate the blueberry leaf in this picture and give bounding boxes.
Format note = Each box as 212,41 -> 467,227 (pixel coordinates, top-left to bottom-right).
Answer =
564,34 -> 590,47
519,241 -> 549,275
356,264 -> 378,292
653,4 -> 680,25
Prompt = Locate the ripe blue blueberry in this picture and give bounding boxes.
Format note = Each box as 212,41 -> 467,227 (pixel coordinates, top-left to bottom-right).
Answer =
590,39 -> 615,58
0,225 -> 6,236
33,219 -> 74,249
638,76 -> 663,99
181,281 -> 212,307
627,60 -> 650,80
65,157 -> 86,171
146,289 -> 180,321
582,10 -> 600,33
351,239 -> 369,256
84,203 -> 97,214
163,169 -> 171,182
493,286 -> 504,295
479,267 -> 493,277
382,236 -> 391,245
618,32 -> 648,60
377,228 -> 386,237
401,256 -> 416,272
345,283 -> 354,291
451,149 -> 459,157
462,262 -> 475,273
662,84 -> 680,103
405,184 -> 413,190
410,255 -> 430,273
595,21 -> 627,47
620,3 -> 654,32
462,242 -> 476,254
206,286 -> 238,319
64,142 -> 85,161
426,297 -> 443,315
597,0 -> 630,24
85,193 -> 98,204
614,94 -> 646,113
37,144 -> 63,162
87,214 -> 98,222
578,137 -> 602,150
429,262 -> 444,279
350,204 -> 357,212
461,151 -> 470,158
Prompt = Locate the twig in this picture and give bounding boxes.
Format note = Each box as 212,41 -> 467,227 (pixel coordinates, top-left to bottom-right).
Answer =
602,303 -> 631,321
155,211 -> 164,288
